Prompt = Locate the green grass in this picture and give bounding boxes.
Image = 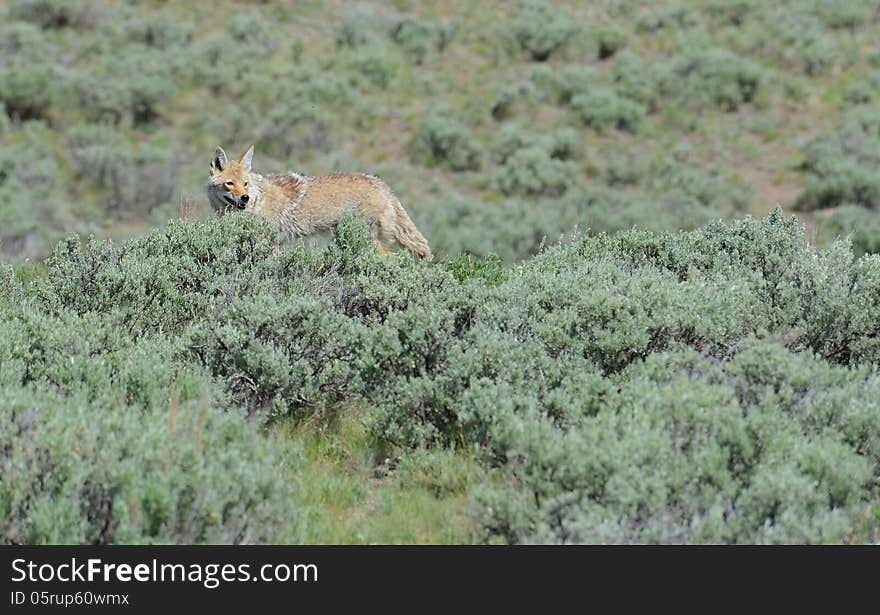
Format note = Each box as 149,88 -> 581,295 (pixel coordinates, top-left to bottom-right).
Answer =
278,407 -> 482,544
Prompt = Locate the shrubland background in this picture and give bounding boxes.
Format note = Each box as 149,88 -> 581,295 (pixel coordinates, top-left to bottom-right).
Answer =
1,0 -> 880,544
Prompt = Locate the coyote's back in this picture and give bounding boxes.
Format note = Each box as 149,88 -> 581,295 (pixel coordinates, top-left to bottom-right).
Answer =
206,145 -> 431,259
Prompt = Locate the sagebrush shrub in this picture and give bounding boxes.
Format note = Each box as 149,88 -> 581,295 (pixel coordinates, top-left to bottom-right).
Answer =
812,0 -> 875,30
0,384 -> 302,544
843,75 -> 879,106
0,123 -> 77,260
495,146 -> 579,197
0,272 -> 301,544
816,206 -> 880,257
186,292 -> 366,417
411,190 -> 575,262
66,124 -> 178,216
0,62 -> 56,121
531,65 -> 596,105
594,25 -> 627,60
42,215 -> 281,335
125,13 -> 194,50
636,3 -> 703,32
707,0 -> 756,26
511,0 -> 577,62
611,50 -> 663,111
391,16 -> 437,65
411,111 -> 482,171
757,10 -> 842,76
490,82 -> 536,121
7,0 -> 93,30
348,43 -> 401,89
69,49 -> 176,126
1,0 -> 879,545
494,125 -> 577,165
796,109 -> 880,211
665,48 -> 763,111
570,89 -> 645,133
6,211 -> 880,544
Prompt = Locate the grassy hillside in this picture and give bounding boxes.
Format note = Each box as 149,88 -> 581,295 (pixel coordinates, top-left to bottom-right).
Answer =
2,0 -> 880,262
2,212 -> 879,544
2,1 -> 880,544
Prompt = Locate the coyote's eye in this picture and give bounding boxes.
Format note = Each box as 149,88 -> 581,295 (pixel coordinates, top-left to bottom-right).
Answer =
244,181 -> 248,188
224,181 -> 233,189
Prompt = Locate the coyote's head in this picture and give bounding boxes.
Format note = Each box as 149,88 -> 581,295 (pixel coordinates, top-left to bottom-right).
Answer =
206,145 -> 253,213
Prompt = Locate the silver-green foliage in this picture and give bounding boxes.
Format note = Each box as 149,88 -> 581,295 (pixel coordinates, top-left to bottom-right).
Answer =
0,260 -> 301,543
796,109 -> 880,211
6,210 -> 880,544
411,110 -> 482,172
511,0 -> 577,62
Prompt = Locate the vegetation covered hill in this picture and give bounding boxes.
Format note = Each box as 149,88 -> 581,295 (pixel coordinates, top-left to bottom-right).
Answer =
2,1 -> 880,544
2,213 -> 879,543
2,0 -> 880,262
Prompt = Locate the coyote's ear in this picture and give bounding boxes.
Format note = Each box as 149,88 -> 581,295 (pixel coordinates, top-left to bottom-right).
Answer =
238,144 -> 254,171
210,146 -> 228,174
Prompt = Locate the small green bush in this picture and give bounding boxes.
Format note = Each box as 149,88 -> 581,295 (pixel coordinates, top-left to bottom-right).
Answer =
335,13 -> 375,48
605,155 -> 646,186
571,89 -> 646,133
0,62 -> 56,121
0,266 -> 302,544
125,13 -> 194,50
758,11 -> 842,76
411,111 -> 482,171
349,44 -> 401,89
844,82 -> 875,106
494,125 -> 577,164
511,0 -> 577,62
636,4 -> 703,31
493,125 -> 578,199
555,67 -> 597,104
490,82 -> 536,121
7,0 -> 93,30
444,253 -> 505,286
186,292 -> 365,417
816,205 -> 880,257
495,146 -> 579,197
611,50 -> 663,111
117,52 -> 175,125
813,0 -> 875,30
665,48 -> 763,111
0,382 -> 301,544
67,125 -> 179,216
72,73 -> 135,126
0,123 -> 76,261
594,25 -> 628,60
42,215 -> 280,336
391,17 -> 437,65
707,0 -> 757,26
795,109 -> 880,211
70,49 -> 175,126
801,34 -> 840,77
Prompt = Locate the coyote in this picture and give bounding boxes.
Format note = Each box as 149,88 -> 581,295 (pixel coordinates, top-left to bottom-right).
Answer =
206,145 -> 431,258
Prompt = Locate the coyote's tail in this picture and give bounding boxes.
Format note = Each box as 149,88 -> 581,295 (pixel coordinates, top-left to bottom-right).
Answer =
392,199 -> 431,259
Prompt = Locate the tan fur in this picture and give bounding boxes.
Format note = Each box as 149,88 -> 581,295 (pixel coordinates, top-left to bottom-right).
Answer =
206,145 -> 431,259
